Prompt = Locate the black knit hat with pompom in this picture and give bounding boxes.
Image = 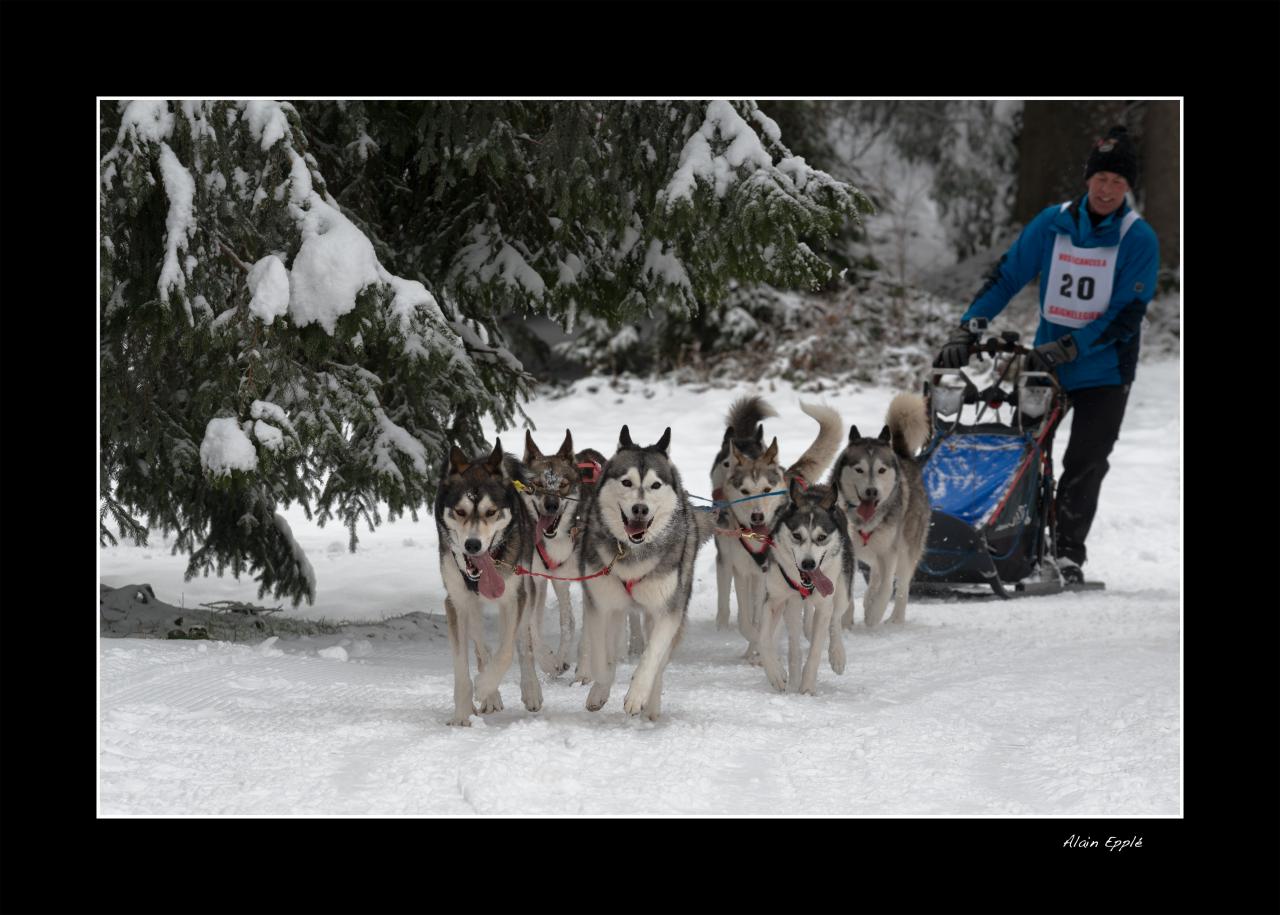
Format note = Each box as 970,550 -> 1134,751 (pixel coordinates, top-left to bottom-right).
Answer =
1084,125 -> 1138,187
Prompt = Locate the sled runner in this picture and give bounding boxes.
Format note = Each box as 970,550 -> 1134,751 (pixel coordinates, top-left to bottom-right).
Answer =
911,331 -> 1106,600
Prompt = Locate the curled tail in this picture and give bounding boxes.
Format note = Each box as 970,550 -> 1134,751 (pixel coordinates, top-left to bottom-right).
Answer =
886,393 -> 930,459
724,395 -> 778,439
786,402 -> 844,486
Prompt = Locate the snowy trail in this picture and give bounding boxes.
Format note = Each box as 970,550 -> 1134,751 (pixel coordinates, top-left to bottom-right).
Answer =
100,361 -> 1180,815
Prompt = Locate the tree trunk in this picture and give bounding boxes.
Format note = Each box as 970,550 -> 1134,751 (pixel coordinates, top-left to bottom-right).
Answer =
1140,101 -> 1179,269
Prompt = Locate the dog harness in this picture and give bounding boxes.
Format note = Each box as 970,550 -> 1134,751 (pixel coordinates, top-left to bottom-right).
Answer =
578,460 -> 602,485
777,567 -> 813,599
535,539 -> 560,571
737,529 -> 772,568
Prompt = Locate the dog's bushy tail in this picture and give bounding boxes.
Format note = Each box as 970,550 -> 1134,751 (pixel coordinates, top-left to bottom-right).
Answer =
886,393 -> 930,459
725,395 -> 778,439
691,504 -> 716,546
786,402 -> 844,486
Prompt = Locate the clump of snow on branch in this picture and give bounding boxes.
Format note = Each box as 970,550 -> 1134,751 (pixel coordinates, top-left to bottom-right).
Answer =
247,255 -> 290,325
272,513 -> 316,595
200,418 -> 258,476
662,100 -> 776,204
157,143 -> 196,322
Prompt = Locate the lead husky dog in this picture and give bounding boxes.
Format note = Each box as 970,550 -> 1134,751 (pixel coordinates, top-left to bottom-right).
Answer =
716,402 -> 844,662
578,426 -> 714,720
520,429 -> 606,679
759,479 -> 854,693
435,439 -> 541,726
829,393 -> 931,628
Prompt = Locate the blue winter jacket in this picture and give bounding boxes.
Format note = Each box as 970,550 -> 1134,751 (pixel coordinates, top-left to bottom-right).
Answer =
961,194 -> 1160,391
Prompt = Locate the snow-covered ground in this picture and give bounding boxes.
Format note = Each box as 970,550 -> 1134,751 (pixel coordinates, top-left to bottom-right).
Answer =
99,360 -> 1181,815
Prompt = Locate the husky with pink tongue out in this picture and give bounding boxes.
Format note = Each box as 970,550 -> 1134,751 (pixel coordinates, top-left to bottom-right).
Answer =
759,479 -> 854,695
435,439 -> 539,727
578,425 -> 714,721
829,392 -> 932,630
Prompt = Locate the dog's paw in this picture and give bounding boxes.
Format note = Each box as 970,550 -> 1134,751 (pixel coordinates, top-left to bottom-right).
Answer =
747,653 -> 765,668
478,691 -> 503,714
829,646 -> 846,676
522,694 -> 543,713
572,669 -> 592,686
446,715 -> 472,727
585,683 -> 610,711
622,686 -> 648,717
766,669 -> 787,692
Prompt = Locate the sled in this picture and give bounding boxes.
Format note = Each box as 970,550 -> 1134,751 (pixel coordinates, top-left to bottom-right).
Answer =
909,331 -> 1106,600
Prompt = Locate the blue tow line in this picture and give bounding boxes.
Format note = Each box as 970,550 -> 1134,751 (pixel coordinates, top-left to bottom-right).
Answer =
688,490 -> 789,513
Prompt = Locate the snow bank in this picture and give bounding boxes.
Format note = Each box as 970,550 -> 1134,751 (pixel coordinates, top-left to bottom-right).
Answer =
199,418 -> 257,476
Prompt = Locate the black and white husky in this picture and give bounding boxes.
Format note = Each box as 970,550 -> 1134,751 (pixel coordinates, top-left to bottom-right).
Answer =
759,479 -> 854,693
829,393 -> 932,628
578,426 -> 714,720
434,439 -> 540,726
713,400 -> 844,661
520,429 -> 606,680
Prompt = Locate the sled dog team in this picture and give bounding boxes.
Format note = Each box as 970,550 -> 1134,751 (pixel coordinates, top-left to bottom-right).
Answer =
435,393 -> 932,726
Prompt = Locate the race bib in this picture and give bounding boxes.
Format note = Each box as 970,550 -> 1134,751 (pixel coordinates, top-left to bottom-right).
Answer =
1042,205 -> 1140,329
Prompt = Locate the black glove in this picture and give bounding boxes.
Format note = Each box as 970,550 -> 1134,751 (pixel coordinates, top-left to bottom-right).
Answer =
935,326 -> 979,369
1026,334 -> 1079,372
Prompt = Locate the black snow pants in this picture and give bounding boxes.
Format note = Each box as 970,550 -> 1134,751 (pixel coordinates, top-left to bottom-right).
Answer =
1047,384 -> 1131,566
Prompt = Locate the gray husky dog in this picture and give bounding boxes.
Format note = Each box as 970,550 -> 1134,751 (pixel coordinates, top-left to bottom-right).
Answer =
829,393 -> 932,628
759,479 -> 854,694
714,401 -> 844,661
520,429 -> 607,680
711,395 -> 777,632
435,439 -> 541,726
578,426 -> 715,720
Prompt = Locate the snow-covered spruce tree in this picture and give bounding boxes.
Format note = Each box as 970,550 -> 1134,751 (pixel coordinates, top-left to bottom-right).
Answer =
297,100 -> 872,375
100,100 -> 868,604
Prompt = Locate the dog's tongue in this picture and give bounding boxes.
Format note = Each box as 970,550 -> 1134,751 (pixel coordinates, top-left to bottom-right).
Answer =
536,513 -> 555,539
473,552 -> 505,600
808,567 -> 834,597
624,519 -> 648,537
857,499 -> 877,522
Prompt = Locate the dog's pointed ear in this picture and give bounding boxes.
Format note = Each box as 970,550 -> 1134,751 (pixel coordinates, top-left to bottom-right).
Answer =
558,429 -> 574,460
653,427 -> 671,455
818,484 -> 838,511
730,442 -> 747,465
486,438 -> 504,472
523,429 -> 541,463
618,425 -> 633,450
877,425 -> 891,443
448,445 -> 470,476
722,427 -> 733,444
848,425 -> 861,443
755,424 -> 764,443
763,437 -> 779,464
789,475 -> 806,503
